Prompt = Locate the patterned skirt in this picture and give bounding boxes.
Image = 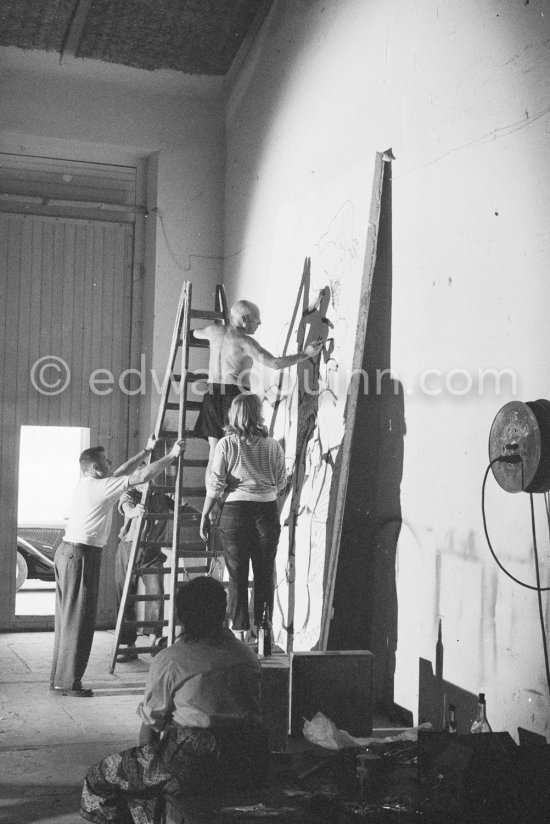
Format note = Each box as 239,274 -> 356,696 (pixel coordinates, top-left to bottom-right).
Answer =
81,722 -> 268,824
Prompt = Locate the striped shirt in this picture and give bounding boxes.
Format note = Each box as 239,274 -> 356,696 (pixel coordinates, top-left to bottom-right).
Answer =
207,433 -> 286,502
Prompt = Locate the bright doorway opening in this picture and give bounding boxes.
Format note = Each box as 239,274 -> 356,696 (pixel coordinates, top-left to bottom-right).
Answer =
16,425 -> 90,616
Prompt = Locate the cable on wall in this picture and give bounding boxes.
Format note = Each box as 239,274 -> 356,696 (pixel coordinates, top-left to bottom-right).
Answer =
483,399 -> 550,696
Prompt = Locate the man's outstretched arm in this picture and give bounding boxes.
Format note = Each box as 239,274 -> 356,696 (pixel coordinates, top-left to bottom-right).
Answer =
246,337 -> 324,371
112,434 -> 157,477
127,439 -> 186,487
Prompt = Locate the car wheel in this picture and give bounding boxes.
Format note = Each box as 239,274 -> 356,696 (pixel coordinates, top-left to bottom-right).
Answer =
16,551 -> 28,591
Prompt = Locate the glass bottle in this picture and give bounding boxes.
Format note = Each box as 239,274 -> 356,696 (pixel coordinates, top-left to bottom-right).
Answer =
445,703 -> 457,734
257,603 -> 272,658
470,693 -> 492,734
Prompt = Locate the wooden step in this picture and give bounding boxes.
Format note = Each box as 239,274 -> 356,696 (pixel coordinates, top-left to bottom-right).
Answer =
173,372 -> 209,384
190,309 -> 225,320
182,458 -> 208,468
166,400 -> 202,412
158,429 -> 199,439
122,619 -> 167,627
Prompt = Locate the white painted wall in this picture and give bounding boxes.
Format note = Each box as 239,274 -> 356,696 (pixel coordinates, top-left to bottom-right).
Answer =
0,47 -> 225,437
224,0 -> 550,738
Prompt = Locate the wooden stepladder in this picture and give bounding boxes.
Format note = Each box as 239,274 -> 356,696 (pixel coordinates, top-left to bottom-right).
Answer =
109,281 -> 229,673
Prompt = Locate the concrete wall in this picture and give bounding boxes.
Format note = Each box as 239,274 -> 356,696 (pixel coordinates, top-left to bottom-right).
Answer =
1,47 -> 225,437
224,0 -> 550,739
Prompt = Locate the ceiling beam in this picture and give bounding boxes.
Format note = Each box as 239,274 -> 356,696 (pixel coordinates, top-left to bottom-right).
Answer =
60,0 -> 94,64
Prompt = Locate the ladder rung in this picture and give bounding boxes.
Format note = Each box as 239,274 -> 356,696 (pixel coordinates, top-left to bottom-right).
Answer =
139,540 -> 206,550
159,429 -> 197,439
165,401 -> 202,412
190,309 -> 225,320
173,373 -> 208,384
142,512 -> 173,520
140,554 -> 216,573
182,459 -> 208,468
122,620 -> 167,628
188,338 -> 210,349
127,594 -> 171,602
180,486 -> 207,496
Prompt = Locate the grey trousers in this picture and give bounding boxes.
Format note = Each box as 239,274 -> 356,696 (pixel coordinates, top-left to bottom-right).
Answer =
50,541 -> 102,690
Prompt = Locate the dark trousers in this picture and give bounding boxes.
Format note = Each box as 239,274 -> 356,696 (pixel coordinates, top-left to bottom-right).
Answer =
50,542 -> 102,691
219,501 -> 281,631
114,540 -> 164,645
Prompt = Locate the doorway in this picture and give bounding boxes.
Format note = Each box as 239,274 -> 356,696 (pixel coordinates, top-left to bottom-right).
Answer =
15,425 -> 90,616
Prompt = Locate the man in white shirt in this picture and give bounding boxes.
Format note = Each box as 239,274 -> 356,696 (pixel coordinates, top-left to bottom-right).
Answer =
50,435 -> 185,697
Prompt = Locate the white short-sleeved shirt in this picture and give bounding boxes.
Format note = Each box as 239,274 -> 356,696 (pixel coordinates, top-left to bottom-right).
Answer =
64,475 -> 131,548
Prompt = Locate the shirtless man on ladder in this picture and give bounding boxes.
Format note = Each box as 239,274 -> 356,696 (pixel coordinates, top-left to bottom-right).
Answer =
193,299 -> 323,484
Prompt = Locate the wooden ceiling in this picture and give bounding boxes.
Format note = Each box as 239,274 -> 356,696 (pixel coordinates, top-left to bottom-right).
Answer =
0,0 -> 273,75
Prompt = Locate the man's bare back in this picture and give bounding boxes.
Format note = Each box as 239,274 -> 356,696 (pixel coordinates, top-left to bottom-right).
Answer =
196,324 -> 258,386
194,300 -> 323,387
193,299 -> 324,484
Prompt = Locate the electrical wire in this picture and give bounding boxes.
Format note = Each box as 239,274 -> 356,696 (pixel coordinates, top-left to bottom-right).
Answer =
482,456 -> 550,696
481,458 -> 550,591
528,491 -> 550,696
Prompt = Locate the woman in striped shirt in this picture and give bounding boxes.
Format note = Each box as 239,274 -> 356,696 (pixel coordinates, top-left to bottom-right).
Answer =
200,393 -> 286,638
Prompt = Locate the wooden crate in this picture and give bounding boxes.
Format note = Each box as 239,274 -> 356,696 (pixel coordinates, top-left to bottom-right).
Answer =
260,654 -> 290,751
290,650 -> 373,737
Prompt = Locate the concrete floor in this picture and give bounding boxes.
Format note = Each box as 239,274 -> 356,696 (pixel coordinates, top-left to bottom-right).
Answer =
1,631 -> 400,824
0,629 -> 151,824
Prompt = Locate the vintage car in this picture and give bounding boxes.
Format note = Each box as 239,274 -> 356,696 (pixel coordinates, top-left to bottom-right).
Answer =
16,524 -> 65,591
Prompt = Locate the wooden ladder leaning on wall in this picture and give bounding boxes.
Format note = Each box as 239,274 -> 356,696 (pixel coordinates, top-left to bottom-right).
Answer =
109,281 -> 229,673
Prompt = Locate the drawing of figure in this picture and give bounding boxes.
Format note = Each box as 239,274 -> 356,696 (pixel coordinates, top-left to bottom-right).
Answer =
270,198 -> 366,651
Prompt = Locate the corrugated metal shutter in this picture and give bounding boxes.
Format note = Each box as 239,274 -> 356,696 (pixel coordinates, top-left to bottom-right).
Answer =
0,211 -> 135,628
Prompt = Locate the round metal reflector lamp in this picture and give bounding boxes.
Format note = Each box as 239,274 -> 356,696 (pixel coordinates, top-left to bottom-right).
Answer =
489,399 -> 550,493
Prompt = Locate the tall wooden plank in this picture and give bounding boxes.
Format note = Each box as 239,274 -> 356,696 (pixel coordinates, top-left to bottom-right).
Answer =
319,152 -> 389,649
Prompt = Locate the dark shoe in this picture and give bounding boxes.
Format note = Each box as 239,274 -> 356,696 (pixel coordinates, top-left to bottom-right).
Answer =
61,687 -> 94,697
150,637 -> 167,657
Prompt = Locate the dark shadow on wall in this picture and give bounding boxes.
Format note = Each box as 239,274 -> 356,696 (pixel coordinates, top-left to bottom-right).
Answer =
419,621 -> 483,733
327,159 -> 405,716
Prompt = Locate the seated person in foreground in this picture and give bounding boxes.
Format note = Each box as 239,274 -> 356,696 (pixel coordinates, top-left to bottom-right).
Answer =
81,576 -> 268,824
